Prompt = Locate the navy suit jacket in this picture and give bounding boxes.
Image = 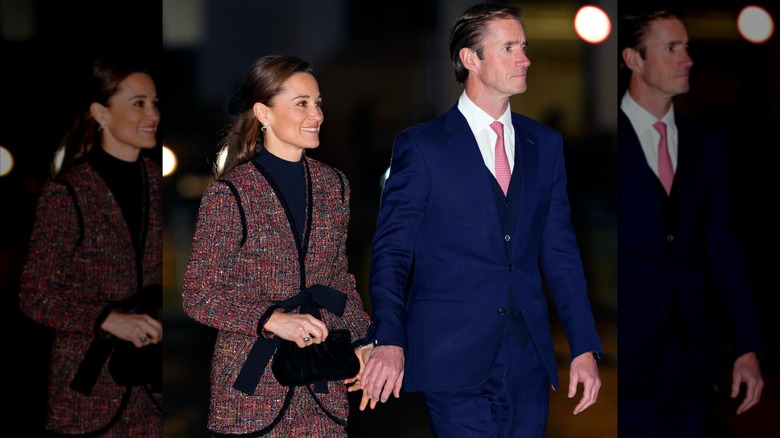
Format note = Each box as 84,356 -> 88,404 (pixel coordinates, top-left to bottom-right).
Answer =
368,105 -> 602,392
618,109 -> 764,390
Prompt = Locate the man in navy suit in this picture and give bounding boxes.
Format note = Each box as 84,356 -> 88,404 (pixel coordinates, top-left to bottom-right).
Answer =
359,3 -> 603,436
618,7 -> 764,436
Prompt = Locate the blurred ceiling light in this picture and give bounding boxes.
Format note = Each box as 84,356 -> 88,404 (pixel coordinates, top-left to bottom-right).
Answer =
163,146 -> 178,177
52,145 -> 64,176
738,5 -> 774,44
215,146 -> 227,176
574,5 -> 611,44
0,146 -> 14,177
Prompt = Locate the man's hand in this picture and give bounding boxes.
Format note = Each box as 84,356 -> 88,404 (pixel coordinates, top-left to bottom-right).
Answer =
732,351 -> 763,415
359,345 -> 404,410
568,351 -> 601,414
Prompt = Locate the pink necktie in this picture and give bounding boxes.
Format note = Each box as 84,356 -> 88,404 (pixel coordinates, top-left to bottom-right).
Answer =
653,121 -> 674,196
491,121 -> 510,195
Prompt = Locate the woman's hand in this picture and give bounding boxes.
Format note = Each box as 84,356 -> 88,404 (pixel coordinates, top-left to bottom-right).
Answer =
345,344 -> 374,389
264,311 -> 328,348
101,311 -> 163,348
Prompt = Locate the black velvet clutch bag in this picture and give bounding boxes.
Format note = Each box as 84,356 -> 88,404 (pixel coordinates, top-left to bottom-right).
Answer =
109,340 -> 162,390
108,284 -> 162,391
271,329 -> 360,387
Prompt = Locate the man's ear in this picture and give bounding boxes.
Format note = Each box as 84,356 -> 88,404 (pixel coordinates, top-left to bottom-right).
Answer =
622,47 -> 642,72
90,102 -> 108,127
460,47 -> 478,72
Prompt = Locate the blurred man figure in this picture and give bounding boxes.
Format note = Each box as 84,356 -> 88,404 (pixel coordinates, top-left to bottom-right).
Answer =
618,7 -> 764,436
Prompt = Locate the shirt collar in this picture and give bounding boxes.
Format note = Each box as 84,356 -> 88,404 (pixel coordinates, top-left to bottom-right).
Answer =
458,91 -> 513,135
621,91 -> 675,131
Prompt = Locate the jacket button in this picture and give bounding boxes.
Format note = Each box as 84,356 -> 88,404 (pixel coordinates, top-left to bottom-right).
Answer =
504,234 -> 511,242
507,264 -> 513,271
667,234 -> 674,242
497,308 -> 505,316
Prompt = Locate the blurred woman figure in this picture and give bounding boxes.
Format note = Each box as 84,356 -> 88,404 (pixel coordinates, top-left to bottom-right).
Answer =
19,55 -> 163,436
182,54 -> 371,437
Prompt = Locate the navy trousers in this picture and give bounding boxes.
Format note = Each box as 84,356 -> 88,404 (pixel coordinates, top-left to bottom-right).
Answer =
422,327 -> 549,437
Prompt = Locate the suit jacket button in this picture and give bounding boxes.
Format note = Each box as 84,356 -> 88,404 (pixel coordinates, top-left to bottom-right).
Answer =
497,308 -> 505,316
667,234 -> 674,242
504,234 -> 511,242
507,264 -> 513,271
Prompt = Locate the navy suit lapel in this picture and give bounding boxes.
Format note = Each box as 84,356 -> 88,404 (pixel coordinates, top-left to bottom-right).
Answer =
618,110 -> 670,256
443,107 -> 503,237
512,120 -> 537,202
673,116 -> 703,240
618,111 -> 665,202
507,121 -> 537,257
619,113 -> 658,199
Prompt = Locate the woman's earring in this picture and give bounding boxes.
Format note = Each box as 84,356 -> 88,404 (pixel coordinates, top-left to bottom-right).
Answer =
260,124 -> 268,133
97,125 -> 105,132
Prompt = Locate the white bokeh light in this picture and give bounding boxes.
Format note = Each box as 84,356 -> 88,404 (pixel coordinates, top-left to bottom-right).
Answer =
163,146 -> 177,177
574,5 -> 611,44
216,146 -> 228,176
0,146 -> 14,177
738,5 -> 774,44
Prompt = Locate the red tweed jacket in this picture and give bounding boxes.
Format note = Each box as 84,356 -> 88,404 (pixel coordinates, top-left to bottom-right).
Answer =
182,157 -> 370,435
19,158 -> 162,436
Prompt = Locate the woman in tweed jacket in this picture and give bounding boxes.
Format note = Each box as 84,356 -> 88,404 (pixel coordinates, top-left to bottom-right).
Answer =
182,55 -> 372,436
19,56 -> 163,436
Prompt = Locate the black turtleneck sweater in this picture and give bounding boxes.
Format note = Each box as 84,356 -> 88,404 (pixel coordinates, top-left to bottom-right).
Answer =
254,149 -> 306,239
89,147 -> 145,254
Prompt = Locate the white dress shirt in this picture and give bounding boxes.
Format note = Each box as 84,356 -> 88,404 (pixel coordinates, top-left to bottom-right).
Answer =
621,91 -> 678,176
458,91 -> 515,176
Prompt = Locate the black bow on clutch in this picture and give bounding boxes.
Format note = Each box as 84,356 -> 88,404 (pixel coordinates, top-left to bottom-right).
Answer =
233,284 -> 357,395
71,285 -> 162,395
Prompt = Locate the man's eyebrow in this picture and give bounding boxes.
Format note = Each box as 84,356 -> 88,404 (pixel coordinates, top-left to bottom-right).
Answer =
503,39 -> 528,47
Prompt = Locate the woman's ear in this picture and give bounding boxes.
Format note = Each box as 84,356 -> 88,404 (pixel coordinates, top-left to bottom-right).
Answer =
90,102 -> 109,128
253,102 -> 270,125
